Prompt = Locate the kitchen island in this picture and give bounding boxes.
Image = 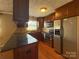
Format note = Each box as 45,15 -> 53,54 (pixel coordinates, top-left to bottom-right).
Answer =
0,28 -> 38,59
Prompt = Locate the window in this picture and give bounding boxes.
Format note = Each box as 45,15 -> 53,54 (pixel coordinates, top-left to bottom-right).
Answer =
27,20 -> 38,31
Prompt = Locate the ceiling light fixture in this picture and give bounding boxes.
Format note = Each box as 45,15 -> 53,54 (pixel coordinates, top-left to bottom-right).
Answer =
40,7 -> 47,12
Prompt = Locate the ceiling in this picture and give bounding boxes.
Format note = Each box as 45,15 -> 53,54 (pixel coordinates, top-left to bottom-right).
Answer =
0,0 -> 72,17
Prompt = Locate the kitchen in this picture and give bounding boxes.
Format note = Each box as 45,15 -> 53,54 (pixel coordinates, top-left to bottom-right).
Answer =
0,0 -> 79,59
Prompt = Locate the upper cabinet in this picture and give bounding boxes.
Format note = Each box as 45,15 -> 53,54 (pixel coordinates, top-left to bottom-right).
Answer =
55,4 -> 68,20
67,1 -> 76,17
44,13 -> 55,21
13,0 -> 29,22
55,0 -> 78,20
76,0 -> 79,16
37,17 -> 44,29
39,0 -> 79,20
49,13 -> 55,21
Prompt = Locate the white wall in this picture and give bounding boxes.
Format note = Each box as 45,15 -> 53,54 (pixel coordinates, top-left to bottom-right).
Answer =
0,14 -> 16,47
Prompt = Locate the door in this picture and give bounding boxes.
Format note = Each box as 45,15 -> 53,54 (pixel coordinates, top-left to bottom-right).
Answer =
63,17 -> 77,59
14,43 -> 38,59
54,20 -> 62,53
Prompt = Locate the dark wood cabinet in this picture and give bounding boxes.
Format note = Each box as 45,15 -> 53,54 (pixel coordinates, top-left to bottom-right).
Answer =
13,0 -> 29,22
76,0 -> 79,16
46,15 -> 53,21
14,43 -> 38,59
55,1 -> 78,20
55,4 -> 68,20
50,13 -> 55,21
67,1 -> 76,17
43,13 -> 55,21
37,17 -> 44,30
38,0 -> 79,20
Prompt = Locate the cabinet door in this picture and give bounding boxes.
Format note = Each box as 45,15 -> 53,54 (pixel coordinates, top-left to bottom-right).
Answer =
24,43 -> 38,59
14,45 -> 32,59
63,17 -> 77,59
13,0 -> 29,22
37,17 -> 44,29
55,4 -> 68,20
14,43 -> 38,59
76,0 -> 79,16
67,1 -> 76,17
32,43 -> 38,59
51,13 -> 55,21
14,46 -> 25,59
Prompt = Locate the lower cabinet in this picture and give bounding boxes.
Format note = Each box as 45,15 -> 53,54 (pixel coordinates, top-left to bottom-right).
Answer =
0,42 -> 38,59
14,43 -> 38,59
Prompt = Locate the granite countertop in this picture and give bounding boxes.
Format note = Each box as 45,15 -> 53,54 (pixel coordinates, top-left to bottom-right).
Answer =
0,28 -> 38,52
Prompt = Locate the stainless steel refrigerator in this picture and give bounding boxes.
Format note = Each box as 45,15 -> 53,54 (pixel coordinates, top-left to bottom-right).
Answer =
54,20 -> 62,54
54,17 -> 79,59
63,17 -> 77,59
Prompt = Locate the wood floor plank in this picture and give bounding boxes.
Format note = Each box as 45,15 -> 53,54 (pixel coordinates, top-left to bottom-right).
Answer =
38,42 -> 65,59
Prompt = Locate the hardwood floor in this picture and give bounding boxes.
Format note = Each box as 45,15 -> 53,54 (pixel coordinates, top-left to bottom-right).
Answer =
38,42 -> 65,59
